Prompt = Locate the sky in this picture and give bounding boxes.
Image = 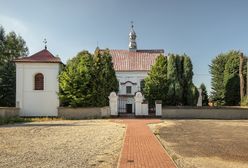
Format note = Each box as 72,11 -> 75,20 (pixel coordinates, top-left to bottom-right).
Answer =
1,0 -> 248,93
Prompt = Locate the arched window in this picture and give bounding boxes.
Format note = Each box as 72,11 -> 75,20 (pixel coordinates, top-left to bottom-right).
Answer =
34,73 -> 44,90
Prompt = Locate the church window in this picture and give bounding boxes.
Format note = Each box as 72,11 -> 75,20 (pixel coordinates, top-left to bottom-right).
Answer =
34,73 -> 44,90
126,86 -> 132,94
140,79 -> 145,92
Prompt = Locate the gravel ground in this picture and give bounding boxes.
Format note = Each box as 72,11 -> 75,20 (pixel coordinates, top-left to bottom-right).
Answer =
149,120 -> 248,168
0,120 -> 125,168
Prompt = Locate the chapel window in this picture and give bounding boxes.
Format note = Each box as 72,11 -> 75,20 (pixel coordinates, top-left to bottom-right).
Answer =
34,73 -> 44,90
126,86 -> 132,94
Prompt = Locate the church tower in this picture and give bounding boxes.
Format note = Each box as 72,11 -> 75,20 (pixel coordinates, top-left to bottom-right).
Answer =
129,22 -> 137,51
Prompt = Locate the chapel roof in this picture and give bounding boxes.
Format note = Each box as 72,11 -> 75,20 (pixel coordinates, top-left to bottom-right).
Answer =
14,49 -> 62,63
109,49 -> 165,71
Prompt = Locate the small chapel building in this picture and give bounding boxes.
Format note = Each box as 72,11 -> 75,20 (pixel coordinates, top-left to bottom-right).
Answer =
15,47 -> 62,116
15,24 -> 164,116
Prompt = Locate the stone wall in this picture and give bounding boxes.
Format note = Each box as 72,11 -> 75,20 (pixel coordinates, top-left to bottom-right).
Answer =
58,107 -> 110,119
162,106 -> 248,119
0,107 -> 20,118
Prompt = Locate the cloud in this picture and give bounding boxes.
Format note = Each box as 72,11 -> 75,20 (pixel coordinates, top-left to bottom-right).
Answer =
0,15 -> 28,35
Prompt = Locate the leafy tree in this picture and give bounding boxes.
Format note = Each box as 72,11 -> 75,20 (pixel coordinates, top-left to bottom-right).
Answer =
0,26 -> 29,106
59,51 -> 94,107
200,83 -> 209,106
144,54 -> 168,105
59,49 -> 118,107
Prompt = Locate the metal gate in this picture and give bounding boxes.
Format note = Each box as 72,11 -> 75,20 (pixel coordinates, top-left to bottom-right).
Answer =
118,96 -> 135,113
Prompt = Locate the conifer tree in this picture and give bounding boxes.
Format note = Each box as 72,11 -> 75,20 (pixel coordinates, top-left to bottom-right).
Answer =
144,54 -> 167,105
167,54 -> 177,105
209,54 -> 228,105
200,83 -> 209,106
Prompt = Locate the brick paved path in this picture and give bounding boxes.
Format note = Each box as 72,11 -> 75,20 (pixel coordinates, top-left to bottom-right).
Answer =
117,119 -> 176,168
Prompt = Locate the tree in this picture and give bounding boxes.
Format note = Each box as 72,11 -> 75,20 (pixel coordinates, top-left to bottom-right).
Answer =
183,55 -> 198,105
223,51 -> 241,105
144,54 -> 168,105
59,51 -> 95,107
58,49 -> 118,107
209,54 -> 228,105
200,83 -> 209,106
92,48 -> 118,106
167,54 -> 177,105
0,26 -> 29,106
210,50 -> 247,106
144,53 -> 198,106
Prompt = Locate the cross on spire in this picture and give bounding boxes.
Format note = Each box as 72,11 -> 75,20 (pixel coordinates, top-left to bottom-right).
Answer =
43,38 -> 47,50
131,21 -> 134,28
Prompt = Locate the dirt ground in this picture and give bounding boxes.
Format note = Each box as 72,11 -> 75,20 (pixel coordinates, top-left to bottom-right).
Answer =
0,120 -> 125,168
150,120 -> 248,168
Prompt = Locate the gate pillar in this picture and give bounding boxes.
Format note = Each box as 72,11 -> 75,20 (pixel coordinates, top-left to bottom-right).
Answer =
155,100 -> 162,116
134,92 -> 144,116
108,92 -> 118,116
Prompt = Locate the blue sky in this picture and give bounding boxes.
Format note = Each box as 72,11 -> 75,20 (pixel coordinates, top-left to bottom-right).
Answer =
1,0 -> 248,93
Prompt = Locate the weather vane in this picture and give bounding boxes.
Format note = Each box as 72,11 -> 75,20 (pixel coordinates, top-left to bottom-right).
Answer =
43,38 -> 47,49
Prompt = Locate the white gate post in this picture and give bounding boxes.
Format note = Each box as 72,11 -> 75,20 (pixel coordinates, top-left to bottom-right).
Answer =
155,100 -> 162,116
197,88 -> 203,107
108,92 -> 118,116
134,92 -> 144,116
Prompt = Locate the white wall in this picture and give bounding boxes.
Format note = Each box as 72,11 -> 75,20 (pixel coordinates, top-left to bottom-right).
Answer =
116,71 -> 148,95
16,63 -> 60,116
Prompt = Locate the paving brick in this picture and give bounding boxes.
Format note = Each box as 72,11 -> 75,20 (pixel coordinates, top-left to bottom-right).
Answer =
115,119 -> 176,168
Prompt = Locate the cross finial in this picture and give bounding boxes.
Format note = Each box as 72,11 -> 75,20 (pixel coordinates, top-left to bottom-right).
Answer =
131,21 -> 134,28
43,38 -> 47,50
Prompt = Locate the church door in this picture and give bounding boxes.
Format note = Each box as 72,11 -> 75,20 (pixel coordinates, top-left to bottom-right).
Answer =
126,104 -> 132,113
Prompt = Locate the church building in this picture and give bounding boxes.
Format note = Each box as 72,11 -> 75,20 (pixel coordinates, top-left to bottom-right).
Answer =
14,23 -> 164,116
109,23 -> 164,114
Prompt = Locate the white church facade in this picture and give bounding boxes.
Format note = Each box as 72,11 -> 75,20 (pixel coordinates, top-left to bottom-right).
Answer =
15,24 -> 165,116
15,48 -> 62,116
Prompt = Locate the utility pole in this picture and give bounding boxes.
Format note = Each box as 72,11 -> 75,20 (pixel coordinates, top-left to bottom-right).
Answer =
247,58 -> 248,96
239,53 -> 244,100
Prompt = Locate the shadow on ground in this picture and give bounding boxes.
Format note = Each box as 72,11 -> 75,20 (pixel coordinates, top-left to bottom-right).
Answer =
158,120 -> 248,162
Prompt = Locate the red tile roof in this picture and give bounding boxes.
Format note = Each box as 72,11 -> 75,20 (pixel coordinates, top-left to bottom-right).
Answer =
15,49 -> 62,63
109,49 -> 164,71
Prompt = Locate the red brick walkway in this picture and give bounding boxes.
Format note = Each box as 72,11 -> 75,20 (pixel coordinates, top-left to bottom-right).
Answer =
116,119 -> 176,168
